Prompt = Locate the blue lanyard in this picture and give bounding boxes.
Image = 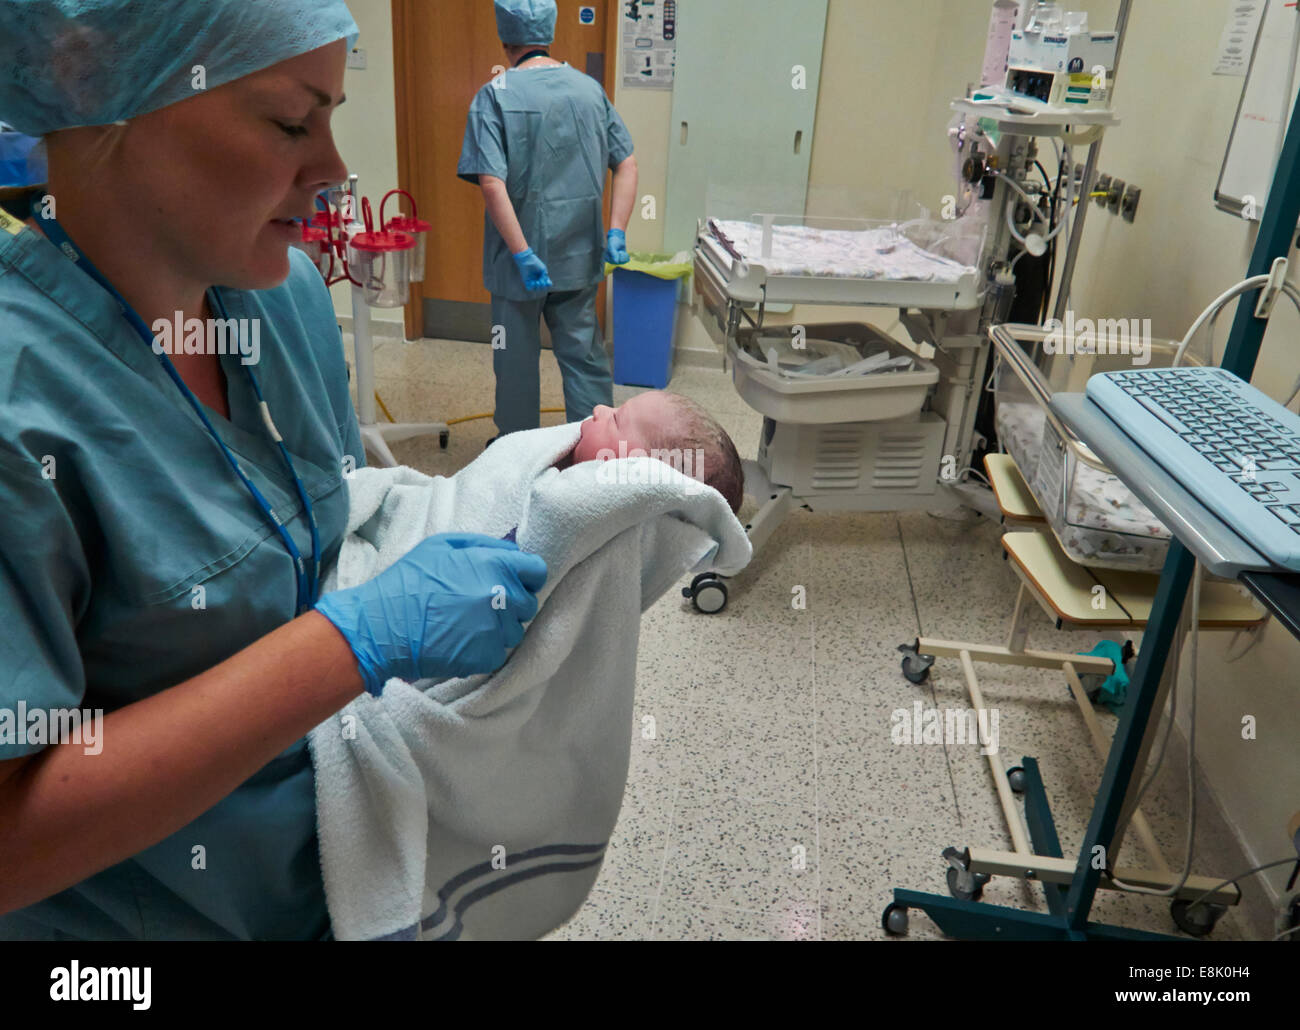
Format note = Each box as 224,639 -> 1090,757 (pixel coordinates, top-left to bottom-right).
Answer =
37,215 -> 322,615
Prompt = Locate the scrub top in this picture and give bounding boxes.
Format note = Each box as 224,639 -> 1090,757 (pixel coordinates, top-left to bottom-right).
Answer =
457,63 -> 634,302
0,223 -> 364,940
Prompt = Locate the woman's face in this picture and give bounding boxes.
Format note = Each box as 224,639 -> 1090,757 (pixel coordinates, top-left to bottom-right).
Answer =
111,39 -> 350,290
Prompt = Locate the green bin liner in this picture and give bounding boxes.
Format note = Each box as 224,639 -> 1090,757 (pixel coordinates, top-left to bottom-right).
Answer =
604,251 -> 693,279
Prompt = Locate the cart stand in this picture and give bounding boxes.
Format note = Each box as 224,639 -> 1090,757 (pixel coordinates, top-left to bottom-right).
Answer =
886,466 -> 1258,938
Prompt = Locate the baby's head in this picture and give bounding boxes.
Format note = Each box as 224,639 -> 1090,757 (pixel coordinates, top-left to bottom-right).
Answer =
572,391 -> 744,514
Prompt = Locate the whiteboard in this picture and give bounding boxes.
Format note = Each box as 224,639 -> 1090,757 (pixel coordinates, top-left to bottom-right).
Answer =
1216,0 -> 1300,220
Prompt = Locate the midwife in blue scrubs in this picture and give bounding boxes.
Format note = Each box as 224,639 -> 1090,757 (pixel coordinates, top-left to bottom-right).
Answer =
459,0 -> 639,438
0,0 -> 546,940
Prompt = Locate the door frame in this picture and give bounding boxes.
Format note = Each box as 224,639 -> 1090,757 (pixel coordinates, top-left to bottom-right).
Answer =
391,0 -> 621,341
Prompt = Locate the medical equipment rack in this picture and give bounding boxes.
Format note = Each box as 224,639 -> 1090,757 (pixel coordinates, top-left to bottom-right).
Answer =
882,69 -> 1300,942
687,3 -> 1136,614
339,174 -> 450,467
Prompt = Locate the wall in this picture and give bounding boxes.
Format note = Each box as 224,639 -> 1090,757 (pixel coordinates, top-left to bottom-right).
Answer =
330,0 -> 403,327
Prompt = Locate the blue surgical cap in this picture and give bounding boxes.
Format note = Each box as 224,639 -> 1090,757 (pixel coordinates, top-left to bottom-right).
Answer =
494,0 -> 557,46
0,0 -> 360,137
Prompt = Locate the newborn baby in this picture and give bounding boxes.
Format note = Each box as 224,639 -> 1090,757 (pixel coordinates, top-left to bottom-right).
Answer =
554,391 -> 744,514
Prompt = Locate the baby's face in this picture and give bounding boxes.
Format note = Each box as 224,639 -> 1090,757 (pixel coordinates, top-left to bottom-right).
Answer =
573,391 -> 678,464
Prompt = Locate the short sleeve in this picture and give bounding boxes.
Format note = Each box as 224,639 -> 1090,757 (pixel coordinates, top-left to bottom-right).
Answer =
457,87 -> 509,185
605,97 -> 633,168
0,445 -> 91,759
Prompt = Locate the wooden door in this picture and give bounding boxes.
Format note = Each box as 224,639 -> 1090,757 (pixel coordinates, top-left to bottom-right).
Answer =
392,0 -> 618,341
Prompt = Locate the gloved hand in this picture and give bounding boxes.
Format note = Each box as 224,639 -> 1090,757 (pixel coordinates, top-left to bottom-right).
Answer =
315,532 -> 548,695
512,247 -> 553,291
604,228 -> 629,265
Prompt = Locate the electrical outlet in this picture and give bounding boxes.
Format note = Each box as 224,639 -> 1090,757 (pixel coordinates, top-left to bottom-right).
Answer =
1107,178 -> 1125,213
347,47 -> 367,70
1121,185 -> 1140,222
1095,173 -> 1112,207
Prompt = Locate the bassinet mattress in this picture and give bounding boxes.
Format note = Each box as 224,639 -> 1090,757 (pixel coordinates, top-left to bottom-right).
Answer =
709,219 -> 975,282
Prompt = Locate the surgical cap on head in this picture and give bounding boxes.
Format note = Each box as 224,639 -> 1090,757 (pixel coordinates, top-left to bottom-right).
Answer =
494,0 -> 557,46
0,0 -> 360,137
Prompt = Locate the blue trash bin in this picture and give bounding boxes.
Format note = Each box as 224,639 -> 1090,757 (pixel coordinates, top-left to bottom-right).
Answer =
0,130 -> 46,187
610,254 -> 691,389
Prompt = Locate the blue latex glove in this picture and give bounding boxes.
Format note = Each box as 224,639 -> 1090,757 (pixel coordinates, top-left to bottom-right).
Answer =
604,228 -> 629,265
511,247 -> 553,291
315,532 -> 548,695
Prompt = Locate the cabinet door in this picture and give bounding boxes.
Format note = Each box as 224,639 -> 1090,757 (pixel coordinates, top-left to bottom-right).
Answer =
664,0 -> 828,253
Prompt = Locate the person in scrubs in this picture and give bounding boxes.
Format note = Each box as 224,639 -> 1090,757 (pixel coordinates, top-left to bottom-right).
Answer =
459,0 -> 638,439
0,0 -> 546,940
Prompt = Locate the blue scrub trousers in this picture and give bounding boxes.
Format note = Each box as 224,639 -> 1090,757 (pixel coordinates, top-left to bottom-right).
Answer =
491,284 -> 613,436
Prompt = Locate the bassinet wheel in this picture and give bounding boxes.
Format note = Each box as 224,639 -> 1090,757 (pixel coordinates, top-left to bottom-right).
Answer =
693,578 -> 728,614
1007,766 -> 1026,795
683,572 -> 728,614
439,430 -> 450,449
683,572 -> 716,595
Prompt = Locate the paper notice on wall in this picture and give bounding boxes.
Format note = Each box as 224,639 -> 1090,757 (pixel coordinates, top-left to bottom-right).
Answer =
1213,0 -> 1266,76
622,0 -> 677,89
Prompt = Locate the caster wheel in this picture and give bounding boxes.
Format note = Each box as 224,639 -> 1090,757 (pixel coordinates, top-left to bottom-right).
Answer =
1007,766 -> 1026,795
682,572 -> 728,614
439,430 -> 450,449
683,572 -> 718,595
897,642 -> 935,685
1077,673 -> 1106,705
1284,898 -> 1300,942
693,579 -> 728,614
1171,898 -> 1223,938
946,864 -> 990,902
881,902 -> 909,936
942,845 -> 989,902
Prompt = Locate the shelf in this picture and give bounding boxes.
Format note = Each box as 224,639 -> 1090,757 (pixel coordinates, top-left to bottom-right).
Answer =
952,98 -> 1119,138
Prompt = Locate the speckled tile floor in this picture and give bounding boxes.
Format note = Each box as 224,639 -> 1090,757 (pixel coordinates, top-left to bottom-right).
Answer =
343,332 -> 1269,942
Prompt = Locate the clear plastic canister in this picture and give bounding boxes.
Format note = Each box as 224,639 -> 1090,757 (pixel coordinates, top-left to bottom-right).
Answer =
291,224 -> 332,277
385,214 -> 430,282
348,230 -> 414,307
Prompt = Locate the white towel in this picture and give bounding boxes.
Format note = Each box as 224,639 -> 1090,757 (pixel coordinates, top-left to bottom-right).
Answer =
308,422 -> 751,940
